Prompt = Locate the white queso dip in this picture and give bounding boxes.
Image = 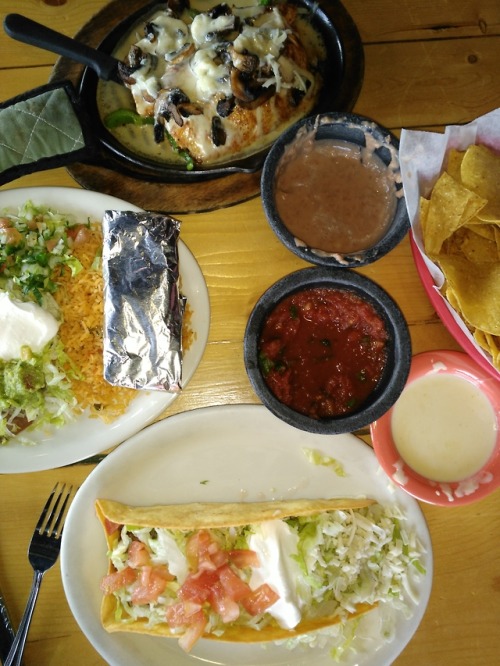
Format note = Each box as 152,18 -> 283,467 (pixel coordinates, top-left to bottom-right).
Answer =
390,373 -> 497,483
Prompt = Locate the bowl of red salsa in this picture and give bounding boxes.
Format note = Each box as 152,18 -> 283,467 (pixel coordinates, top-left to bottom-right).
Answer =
244,267 -> 411,434
260,112 -> 410,268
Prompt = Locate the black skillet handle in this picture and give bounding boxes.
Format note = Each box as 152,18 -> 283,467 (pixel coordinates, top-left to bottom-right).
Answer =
3,13 -> 121,82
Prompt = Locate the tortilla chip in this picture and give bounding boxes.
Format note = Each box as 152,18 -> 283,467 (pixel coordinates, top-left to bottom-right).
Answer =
461,144 -> 500,219
419,196 -> 430,238
418,142 -> 500,371
455,228 -> 499,264
438,255 -> 500,335
424,171 -> 487,256
464,222 -> 496,239
445,148 -> 465,182
474,330 -> 500,367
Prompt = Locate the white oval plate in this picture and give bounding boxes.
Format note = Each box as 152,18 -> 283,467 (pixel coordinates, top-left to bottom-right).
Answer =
0,187 -> 210,473
61,404 -> 433,666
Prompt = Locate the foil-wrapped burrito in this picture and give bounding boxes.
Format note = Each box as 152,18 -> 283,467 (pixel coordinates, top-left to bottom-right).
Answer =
102,210 -> 183,392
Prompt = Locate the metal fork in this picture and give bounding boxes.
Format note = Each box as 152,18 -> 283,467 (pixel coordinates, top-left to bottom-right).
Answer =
5,483 -> 75,666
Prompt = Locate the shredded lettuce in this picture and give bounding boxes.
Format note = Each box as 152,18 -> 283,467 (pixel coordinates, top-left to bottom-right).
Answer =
303,447 -> 346,476
0,338 -> 79,444
0,201 -> 90,445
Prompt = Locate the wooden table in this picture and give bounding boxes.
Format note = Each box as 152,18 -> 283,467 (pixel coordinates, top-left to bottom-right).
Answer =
0,1 -> 499,664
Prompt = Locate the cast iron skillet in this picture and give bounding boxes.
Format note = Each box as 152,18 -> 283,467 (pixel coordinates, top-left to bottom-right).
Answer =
6,0 -> 364,184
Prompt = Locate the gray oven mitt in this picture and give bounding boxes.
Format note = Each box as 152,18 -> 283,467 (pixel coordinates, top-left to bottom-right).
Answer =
0,80 -> 97,185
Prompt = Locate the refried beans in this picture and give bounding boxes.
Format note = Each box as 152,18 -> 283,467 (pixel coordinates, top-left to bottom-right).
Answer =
274,135 -> 397,254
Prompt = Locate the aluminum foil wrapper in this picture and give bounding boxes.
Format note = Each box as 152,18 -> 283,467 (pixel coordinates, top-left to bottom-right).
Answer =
102,210 -> 183,391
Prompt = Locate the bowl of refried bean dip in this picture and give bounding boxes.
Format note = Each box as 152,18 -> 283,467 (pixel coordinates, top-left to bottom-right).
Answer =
244,267 -> 411,434
261,112 -> 409,267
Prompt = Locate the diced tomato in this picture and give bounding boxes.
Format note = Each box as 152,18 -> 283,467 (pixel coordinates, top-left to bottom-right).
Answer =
100,566 -> 137,594
1,227 -> 22,245
177,609 -> 207,653
67,225 -> 91,245
209,543 -> 229,568
131,565 -> 172,605
241,584 -> 280,616
217,564 -> 252,602
45,238 -> 59,252
127,540 -> 151,568
228,549 -> 260,569
165,601 -> 203,627
208,581 -> 240,623
186,530 -> 228,571
178,569 -> 219,603
103,518 -> 121,536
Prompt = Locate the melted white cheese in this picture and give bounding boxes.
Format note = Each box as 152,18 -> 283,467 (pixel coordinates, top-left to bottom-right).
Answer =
233,9 -> 288,59
190,47 -> 232,99
249,519 -> 304,629
0,291 -> 59,361
137,14 -> 192,61
391,373 -> 497,482
190,13 -> 236,47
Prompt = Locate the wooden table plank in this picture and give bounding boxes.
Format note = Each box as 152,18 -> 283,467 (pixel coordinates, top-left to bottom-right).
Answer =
356,36 -> 500,129
343,0 -> 500,41
0,1 -> 499,665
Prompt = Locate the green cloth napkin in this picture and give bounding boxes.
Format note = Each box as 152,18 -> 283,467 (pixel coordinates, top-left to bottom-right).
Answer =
0,81 -> 96,184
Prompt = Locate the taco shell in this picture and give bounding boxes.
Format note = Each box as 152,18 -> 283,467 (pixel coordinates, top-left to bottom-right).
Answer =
96,497 -> 376,644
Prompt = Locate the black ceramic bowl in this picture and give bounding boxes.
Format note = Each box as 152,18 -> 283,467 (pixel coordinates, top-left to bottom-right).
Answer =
244,267 -> 412,434
261,112 -> 410,266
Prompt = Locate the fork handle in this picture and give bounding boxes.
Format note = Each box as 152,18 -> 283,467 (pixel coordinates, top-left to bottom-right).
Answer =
4,570 -> 44,666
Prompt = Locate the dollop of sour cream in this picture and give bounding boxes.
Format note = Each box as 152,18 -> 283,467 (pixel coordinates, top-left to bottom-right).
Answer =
0,291 -> 59,361
249,519 -> 304,629
150,530 -> 190,584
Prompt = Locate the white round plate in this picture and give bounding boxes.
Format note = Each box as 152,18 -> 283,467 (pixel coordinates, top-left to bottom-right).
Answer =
0,187 -> 210,473
61,404 -> 433,666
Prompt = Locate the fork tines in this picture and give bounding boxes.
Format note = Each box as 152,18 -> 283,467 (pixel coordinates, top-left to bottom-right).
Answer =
36,482 -> 75,539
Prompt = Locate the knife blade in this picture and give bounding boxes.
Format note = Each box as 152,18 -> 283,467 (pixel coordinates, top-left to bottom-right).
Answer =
0,587 -> 15,665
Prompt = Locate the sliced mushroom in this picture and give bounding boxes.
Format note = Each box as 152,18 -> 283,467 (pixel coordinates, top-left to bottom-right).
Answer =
211,116 -> 227,146
230,68 -> 265,104
216,96 -> 236,118
207,3 -> 232,19
237,85 -> 275,110
117,61 -> 139,86
289,87 -> 306,107
153,121 -> 165,144
154,88 -> 188,127
228,46 -> 259,74
153,88 -> 203,144
118,44 -> 153,85
127,44 -> 147,70
144,21 -> 160,43
178,102 -> 203,118
165,0 -> 190,17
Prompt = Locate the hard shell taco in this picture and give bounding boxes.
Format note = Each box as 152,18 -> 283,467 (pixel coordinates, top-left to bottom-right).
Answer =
96,497 -> 422,652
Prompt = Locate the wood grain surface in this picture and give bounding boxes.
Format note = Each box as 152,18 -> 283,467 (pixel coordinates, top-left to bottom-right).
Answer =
0,1 -> 499,665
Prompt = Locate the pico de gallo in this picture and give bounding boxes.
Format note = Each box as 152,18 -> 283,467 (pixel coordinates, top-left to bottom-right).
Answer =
258,287 -> 389,419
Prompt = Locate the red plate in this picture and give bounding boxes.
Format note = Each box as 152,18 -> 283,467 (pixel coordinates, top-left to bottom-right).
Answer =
371,350 -> 500,506
410,233 -> 500,382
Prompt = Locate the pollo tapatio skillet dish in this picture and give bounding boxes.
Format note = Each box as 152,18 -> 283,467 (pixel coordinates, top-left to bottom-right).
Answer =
57,0 -> 364,184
